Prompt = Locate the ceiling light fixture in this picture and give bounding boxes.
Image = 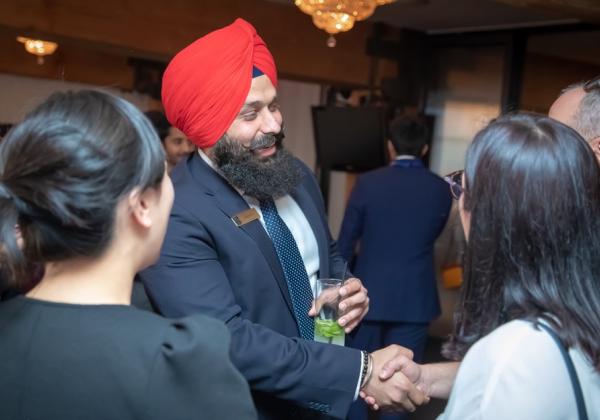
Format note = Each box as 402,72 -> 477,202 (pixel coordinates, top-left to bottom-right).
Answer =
295,0 -> 397,47
17,36 -> 58,65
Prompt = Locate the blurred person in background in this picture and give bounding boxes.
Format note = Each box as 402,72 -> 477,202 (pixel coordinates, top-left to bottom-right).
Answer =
145,110 -> 196,172
338,115 -> 451,420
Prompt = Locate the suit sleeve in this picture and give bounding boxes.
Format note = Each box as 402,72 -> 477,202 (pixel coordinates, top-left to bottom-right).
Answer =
140,202 -> 362,419
337,177 -> 365,264
144,315 -> 257,420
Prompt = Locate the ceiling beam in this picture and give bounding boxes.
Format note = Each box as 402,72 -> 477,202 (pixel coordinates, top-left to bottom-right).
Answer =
0,0 -> 390,87
494,0 -> 600,24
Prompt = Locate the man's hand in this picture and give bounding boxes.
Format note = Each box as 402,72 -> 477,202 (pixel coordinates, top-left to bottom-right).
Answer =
363,355 -> 460,406
308,277 -> 369,333
360,345 -> 430,412
379,352 -> 431,394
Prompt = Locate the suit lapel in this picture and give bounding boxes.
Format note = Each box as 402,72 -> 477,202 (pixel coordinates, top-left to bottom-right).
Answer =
188,154 -> 295,314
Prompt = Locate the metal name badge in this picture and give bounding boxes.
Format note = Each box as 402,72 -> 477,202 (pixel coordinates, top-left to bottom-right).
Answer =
231,208 -> 260,227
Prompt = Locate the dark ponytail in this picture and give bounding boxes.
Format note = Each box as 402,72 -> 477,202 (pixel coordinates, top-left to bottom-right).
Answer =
0,90 -> 165,289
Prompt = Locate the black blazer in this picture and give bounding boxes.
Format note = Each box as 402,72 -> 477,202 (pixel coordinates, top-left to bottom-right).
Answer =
0,296 -> 256,420
140,153 -> 362,419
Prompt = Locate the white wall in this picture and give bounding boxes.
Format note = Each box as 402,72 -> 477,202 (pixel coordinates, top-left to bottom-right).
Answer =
426,47 -> 504,176
0,73 -> 153,122
277,79 -> 321,170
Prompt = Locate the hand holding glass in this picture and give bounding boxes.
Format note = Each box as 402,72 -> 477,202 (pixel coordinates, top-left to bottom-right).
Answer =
313,278 -> 345,345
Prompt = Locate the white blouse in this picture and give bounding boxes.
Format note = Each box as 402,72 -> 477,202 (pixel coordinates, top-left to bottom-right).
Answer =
439,319 -> 600,420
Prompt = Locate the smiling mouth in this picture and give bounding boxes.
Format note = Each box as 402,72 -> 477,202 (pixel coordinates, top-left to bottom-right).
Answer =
254,144 -> 277,158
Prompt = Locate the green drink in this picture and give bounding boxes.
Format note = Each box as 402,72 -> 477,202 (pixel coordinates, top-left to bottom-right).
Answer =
314,318 -> 345,345
313,278 -> 345,346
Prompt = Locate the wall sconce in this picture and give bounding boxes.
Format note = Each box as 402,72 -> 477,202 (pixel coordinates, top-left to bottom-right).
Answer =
17,36 -> 59,65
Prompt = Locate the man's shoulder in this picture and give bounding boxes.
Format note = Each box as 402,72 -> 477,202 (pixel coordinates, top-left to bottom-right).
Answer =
170,156 -> 216,208
171,155 -> 210,191
293,157 -> 316,180
358,166 -> 394,181
292,157 -> 321,192
365,165 -> 447,186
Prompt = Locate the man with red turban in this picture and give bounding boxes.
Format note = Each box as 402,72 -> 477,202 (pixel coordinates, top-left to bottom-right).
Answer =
140,18 -> 426,419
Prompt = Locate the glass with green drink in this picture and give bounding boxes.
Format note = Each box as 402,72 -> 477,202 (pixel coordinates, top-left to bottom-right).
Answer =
313,278 -> 345,345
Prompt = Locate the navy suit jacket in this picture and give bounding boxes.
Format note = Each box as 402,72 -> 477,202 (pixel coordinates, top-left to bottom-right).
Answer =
337,160 -> 451,323
140,153 -> 361,419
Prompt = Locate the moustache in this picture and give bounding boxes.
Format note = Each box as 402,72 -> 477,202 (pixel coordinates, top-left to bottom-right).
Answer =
246,131 -> 285,152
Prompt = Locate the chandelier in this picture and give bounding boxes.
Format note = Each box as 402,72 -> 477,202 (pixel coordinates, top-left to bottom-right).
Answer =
17,36 -> 59,65
295,0 -> 396,47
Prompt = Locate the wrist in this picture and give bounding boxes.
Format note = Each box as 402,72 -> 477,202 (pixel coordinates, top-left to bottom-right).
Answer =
421,362 -> 458,399
360,351 -> 374,389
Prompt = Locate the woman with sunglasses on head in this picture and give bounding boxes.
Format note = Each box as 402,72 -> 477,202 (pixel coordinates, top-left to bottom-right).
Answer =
438,113 -> 600,419
0,90 -> 256,419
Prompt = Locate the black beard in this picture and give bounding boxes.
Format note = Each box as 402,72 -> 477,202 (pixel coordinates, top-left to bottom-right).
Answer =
212,132 -> 303,201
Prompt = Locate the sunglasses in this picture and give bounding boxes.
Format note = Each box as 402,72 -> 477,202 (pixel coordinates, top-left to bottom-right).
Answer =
443,170 -> 463,200
583,75 -> 600,93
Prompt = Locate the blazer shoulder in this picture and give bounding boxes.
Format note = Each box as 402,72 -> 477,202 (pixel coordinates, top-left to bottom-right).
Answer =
144,314 -> 258,419
293,157 -> 322,196
170,156 -> 216,213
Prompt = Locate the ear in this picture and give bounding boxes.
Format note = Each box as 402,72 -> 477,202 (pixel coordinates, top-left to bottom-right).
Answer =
591,137 -> 600,156
14,224 -> 23,248
421,144 -> 429,157
128,187 -> 154,229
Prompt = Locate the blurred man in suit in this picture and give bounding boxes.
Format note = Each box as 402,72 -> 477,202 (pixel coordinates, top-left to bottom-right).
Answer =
338,115 -> 451,420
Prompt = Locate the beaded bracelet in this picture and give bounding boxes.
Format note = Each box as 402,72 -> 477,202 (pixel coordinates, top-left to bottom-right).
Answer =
360,351 -> 374,389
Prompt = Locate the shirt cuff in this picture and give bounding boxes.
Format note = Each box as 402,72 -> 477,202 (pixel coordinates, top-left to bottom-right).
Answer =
354,351 -> 365,400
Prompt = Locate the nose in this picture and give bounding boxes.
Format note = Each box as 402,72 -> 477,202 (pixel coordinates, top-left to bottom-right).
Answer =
260,108 -> 282,135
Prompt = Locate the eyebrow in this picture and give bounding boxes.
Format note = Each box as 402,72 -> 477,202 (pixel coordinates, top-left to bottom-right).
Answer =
239,97 -> 279,113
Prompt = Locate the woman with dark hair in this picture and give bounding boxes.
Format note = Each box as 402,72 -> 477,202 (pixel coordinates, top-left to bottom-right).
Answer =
0,90 -> 256,419
437,113 -> 600,418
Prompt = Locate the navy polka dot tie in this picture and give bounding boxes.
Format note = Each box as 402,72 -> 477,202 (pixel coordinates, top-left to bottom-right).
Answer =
260,198 -> 314,340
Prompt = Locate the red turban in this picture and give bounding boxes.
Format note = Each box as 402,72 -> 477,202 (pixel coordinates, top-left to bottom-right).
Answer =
161,18 -> 278,149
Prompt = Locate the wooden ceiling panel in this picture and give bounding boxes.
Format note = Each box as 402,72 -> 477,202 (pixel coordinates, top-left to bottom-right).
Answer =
495,0 -> 600,24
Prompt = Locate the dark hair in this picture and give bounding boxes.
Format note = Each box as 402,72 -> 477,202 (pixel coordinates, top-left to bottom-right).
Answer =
144,110 -> 171,143
443,112 -> 600,373
0,124 -> 12,140
0,90 -> 165,287
388,115 -> 429,156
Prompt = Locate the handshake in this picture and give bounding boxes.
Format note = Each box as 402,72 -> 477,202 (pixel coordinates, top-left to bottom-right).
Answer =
359,345 -> 431,413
